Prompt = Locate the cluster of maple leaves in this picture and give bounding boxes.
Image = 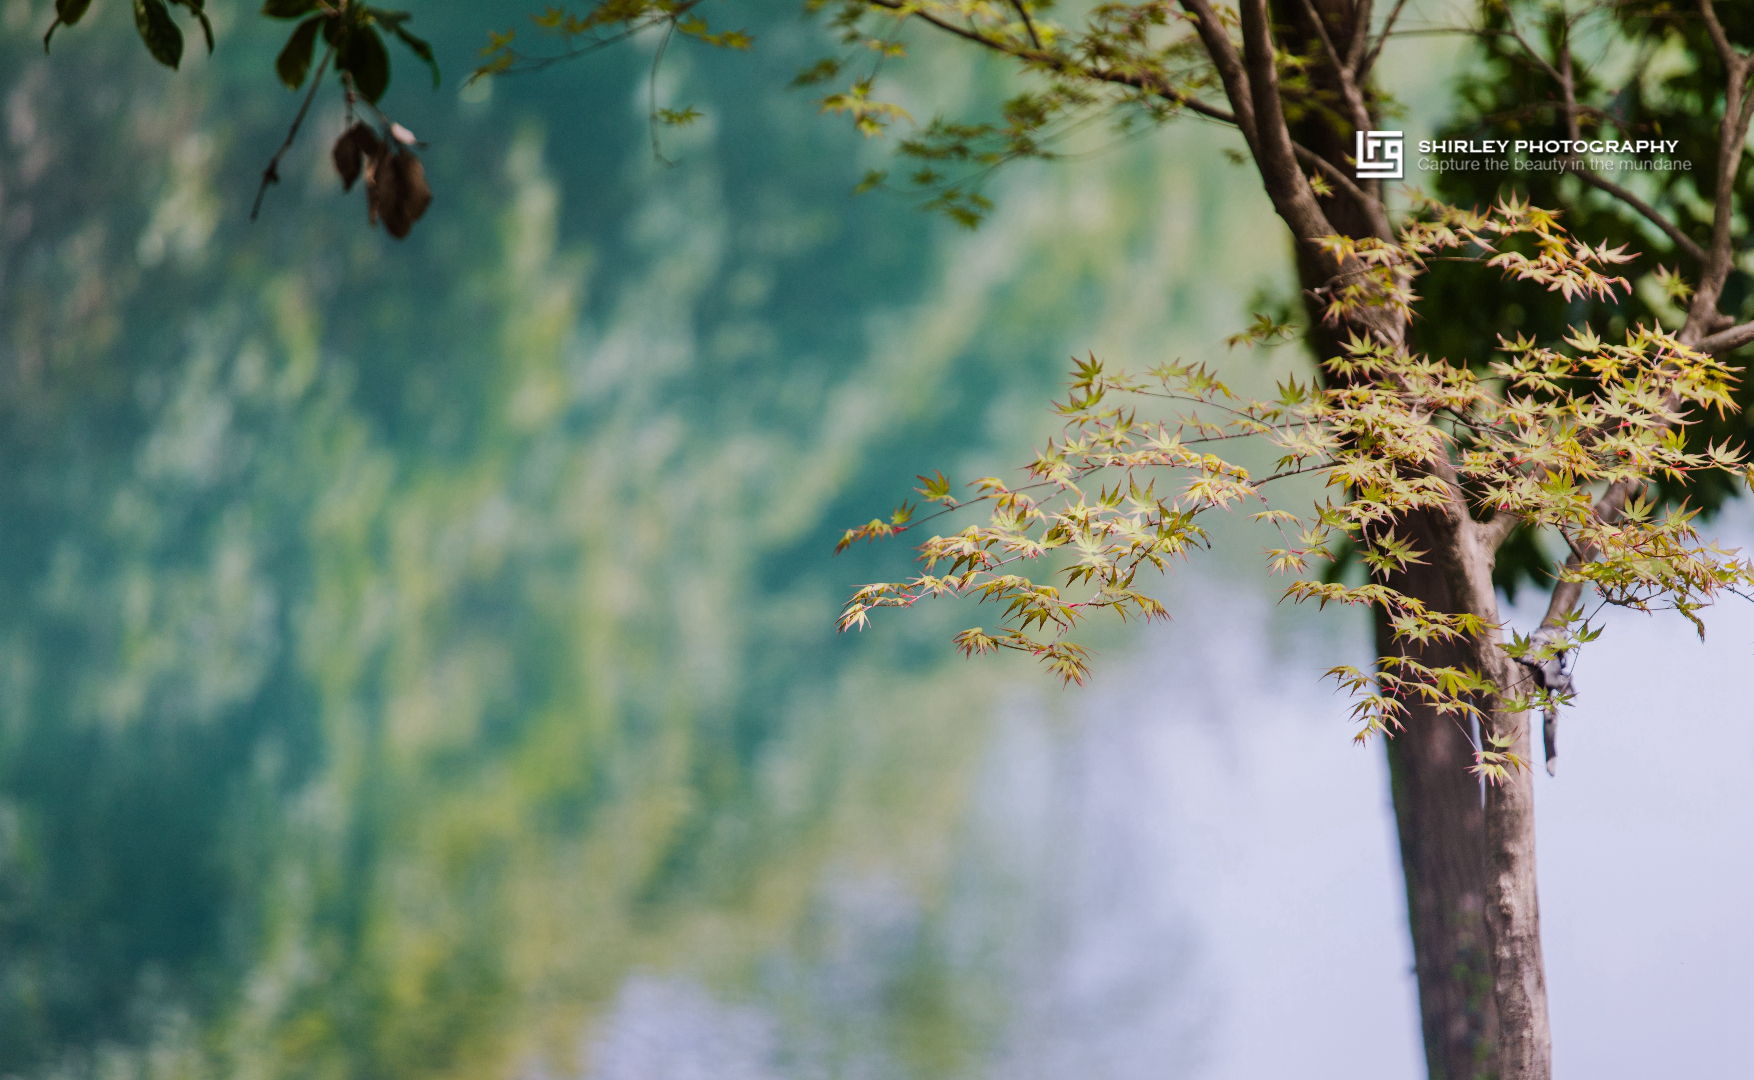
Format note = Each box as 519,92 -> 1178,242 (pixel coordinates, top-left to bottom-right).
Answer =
836,199 -> 1754,765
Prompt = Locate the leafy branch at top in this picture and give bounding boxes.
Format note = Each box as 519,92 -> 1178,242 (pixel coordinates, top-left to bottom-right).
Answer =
45,0 -> 214,67
466,0 -> 1378,228
266,0 -> 439,105
471,0 -> 751,81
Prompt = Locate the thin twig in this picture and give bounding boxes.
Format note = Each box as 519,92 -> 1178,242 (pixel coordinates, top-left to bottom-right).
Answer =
1294,0 -> 1371,133
251,44 -> 336,222
1009,0 -> 1042,49
1294,141 -> 1377,213
648,16 -> 680,165
481,1 -> 705,79
1359,0 -> 1411,81
1575,170 -> 1706,264
1549,32 -> 1707,264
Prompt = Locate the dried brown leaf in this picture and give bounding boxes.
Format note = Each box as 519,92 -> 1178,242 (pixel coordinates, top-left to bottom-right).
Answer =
331,122 -> 380,192
368,148 -> 432,239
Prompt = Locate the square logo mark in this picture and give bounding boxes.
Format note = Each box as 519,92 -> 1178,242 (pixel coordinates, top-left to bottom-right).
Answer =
1355,130 -> 1404,180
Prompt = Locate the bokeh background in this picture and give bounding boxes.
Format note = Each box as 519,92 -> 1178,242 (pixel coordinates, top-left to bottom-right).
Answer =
0,1 -> 1747,1077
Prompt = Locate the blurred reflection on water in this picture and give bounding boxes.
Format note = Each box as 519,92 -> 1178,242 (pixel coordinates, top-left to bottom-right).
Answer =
4,7 -> 1748,1079
0,2 -> 1291,1077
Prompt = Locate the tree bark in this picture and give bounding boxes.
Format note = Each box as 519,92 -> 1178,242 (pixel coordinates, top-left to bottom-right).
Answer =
1378,568 -> 1497,1080
1426,498 -> 1548,1080
1480,690 -> 1551,1080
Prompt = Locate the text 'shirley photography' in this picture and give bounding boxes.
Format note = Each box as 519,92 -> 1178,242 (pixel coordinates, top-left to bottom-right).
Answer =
1416,137 -> 1693,172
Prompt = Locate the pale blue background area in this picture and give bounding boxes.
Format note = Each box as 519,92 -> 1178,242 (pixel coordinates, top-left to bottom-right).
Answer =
586,560 -> 1754,1079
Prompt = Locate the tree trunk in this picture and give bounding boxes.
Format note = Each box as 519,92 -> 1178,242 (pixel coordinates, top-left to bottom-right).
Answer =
1378,524 -> 1497,1080
1213,5 -> 1551,1072
1384,715 -> 1497,1080
1421,510 -> 1550,1080
1481,694 -> 1551,1080
1292,230 -> 1505,1080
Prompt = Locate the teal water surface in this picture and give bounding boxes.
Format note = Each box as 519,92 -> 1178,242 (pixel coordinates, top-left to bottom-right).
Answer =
0,2 -> 1294,1076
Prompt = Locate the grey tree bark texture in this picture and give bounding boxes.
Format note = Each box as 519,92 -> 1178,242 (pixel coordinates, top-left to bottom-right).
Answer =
1379,570 -> 1496,1079
1481,693 -> 1550,1080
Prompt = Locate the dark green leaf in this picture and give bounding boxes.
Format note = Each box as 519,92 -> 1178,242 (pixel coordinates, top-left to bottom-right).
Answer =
340,26 -> 390,103
275,16 -> 322,89
261,0 -> 318,18
133,0 -> 184,69
390,25 -> 439,88
170,0 -> 213,52
42,0 -> 93,52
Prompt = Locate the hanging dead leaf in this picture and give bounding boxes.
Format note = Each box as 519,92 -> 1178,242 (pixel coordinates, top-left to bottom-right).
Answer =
380,151 -> 433,238
332,122 -> 380,192
365,145 -> 432,239
363,137 -> 391,226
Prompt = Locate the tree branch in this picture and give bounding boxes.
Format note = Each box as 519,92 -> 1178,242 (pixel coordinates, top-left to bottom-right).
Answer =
1359,0 -> 1411,83
1699,319 -> 1754,355
1235,0 -> 1337,244
252,45 -> 336,222
1008,0 -> 1041,49
1178,0 -> 1260,152
1537,478 -> 1638,631
1548,33 -> 1707,265
1698,0 -> 1744,73
1481,508 -> 1524,551
1574,170 -> 1707,265
1294,0 -> 1372,134
1518,2 -> 1747,726
1346,0 -> 1373,75
1680,0 -> 1754,341
867,0 -> 1238,128
1527,0 -> 1754,663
